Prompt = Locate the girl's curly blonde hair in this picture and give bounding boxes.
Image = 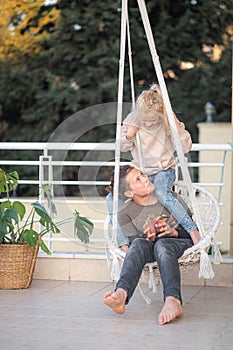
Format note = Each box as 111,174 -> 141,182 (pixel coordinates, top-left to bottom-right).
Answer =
136,84 -> 170,134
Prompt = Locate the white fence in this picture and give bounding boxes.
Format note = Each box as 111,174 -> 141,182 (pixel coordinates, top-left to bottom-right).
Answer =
0,142 -> 232,255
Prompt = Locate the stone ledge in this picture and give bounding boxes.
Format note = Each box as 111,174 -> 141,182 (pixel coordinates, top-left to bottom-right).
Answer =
34,255 -> 233,287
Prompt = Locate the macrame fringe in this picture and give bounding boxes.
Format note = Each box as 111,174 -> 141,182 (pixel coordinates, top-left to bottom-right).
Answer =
148,264 -> 157,293
212,239 -> 223,265
137,284 -> 152,304
182,236 -> 210,258
110,254 -> 122,281
199,249 -> 215,279
182,237 -> 216,279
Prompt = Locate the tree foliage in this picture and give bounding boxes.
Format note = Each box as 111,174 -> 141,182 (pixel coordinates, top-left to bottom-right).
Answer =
0,0 -> 59,60
0,0 -> 232,145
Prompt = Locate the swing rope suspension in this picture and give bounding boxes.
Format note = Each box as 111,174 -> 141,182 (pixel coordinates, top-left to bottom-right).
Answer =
137,0 -> 206,237
111,0 -> 221,279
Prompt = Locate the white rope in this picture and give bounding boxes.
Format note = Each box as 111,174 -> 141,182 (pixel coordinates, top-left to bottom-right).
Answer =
109,0 -> 221,282
137,0 -> 205,238
112,0 -> 128,248
127,13 -> 136,108
136,1 -> 218,280
126,13 -> 145,172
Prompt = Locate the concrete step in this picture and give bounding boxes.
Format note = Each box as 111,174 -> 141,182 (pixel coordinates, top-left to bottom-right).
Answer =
34,254 -> 233,287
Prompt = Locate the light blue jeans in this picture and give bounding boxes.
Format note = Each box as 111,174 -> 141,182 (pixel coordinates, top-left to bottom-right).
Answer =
149,168 -> 197,233
116,237 -> 193,304
106,193 -> 129,247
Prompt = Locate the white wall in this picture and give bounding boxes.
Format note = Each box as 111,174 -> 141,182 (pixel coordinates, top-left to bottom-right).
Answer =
197,122 -> 232,253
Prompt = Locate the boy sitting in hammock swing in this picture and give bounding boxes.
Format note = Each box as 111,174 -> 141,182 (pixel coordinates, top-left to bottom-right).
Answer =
104,165 -> 194,325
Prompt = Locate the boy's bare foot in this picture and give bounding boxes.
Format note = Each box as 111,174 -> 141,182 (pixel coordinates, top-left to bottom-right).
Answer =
158,296 -> 183,325
104,288 -> 127,314
189,229 -> 201,245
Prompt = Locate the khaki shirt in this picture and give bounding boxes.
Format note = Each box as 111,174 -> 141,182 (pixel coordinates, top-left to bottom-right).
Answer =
120,112 -> 192,176
118,196 -> 191,242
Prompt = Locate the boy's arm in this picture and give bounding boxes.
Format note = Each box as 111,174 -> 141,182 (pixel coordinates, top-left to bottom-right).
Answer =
118,209 -> 139,239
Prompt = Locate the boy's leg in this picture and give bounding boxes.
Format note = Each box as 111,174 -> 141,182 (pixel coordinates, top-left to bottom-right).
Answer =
104,289 -> 127,314
154,238 -> 192,302
104,238 -> 154,313
154,238 -> 193,324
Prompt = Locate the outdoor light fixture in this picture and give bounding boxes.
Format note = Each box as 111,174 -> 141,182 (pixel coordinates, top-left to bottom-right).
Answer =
204,102 -> 215,123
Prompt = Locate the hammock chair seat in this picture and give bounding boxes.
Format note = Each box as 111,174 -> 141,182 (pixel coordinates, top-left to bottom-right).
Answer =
104,183 -> 221,301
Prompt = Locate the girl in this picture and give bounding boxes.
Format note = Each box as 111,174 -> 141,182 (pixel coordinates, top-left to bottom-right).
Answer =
120,84 -> 200,245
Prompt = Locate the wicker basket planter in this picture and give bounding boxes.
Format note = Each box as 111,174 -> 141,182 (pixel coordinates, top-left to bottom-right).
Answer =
0,169 -> 93,290
0,243 -> 39,290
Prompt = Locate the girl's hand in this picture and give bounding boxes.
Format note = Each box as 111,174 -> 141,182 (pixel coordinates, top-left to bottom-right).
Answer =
126,125 -> 139,140
120,244 -> 129,252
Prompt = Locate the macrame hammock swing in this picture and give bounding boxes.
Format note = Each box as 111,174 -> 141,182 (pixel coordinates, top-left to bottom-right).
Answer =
105,0 -> 222,293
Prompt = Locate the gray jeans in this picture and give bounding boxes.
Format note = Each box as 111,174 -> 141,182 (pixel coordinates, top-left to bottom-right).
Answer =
116,237 -> 193,304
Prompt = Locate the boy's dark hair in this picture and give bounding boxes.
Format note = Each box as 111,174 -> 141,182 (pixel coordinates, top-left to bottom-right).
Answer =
105,165 -> 133,198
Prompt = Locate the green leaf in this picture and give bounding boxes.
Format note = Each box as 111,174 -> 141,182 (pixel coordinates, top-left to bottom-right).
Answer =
0,221 -> 8,235
32,201 -> 53,222
39,218 -> 60,234
0,205 -> 4,218
5,208 -> 19,224
0,169 -> 19,194
1,200 -> 25,220
74,211 -> 94,244
12,201 -> 26,220
31,201 -> 60,235
21,229 -> 38,247
0,231 -> 5,243
42,184 -> 57,215
39,239 -> 51,255
0,200 -> 12,209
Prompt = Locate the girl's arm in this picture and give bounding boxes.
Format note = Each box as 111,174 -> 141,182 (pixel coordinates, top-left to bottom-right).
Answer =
106,193 -> 129,248
173,114 -> 192,154
120,113 -> 138,152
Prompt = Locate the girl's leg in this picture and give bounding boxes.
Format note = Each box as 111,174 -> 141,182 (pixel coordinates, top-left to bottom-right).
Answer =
106,193 -> 129,247
149,169 -> 197,233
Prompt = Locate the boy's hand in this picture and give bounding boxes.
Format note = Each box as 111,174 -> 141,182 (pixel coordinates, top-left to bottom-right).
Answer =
143,214 -> 178,241
143,216 -> 157,242
155,220 -> 178,238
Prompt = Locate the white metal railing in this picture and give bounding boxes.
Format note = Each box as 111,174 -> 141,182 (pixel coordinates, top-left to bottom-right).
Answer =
0,142 -> 232,256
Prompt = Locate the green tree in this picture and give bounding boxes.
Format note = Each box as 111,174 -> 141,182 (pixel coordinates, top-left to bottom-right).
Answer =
134,0 -> 232,139
0,0 -> 232,144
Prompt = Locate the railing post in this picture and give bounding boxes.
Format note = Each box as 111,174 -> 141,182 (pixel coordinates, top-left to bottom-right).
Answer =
39,155 -> 54,251
230,43 -> 233,254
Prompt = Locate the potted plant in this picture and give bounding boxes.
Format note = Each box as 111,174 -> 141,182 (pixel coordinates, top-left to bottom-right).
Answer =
0,168 -> 94,289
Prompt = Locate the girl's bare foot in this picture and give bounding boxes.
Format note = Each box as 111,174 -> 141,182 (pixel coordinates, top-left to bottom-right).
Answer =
158,296 -> 183,325
104,288 -> 127,314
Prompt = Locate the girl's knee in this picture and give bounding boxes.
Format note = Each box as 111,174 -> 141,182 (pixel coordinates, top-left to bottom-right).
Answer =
154,188 -> 173,205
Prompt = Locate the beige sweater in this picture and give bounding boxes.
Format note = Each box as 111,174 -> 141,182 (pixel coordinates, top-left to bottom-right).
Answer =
120,112 -> 192,176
